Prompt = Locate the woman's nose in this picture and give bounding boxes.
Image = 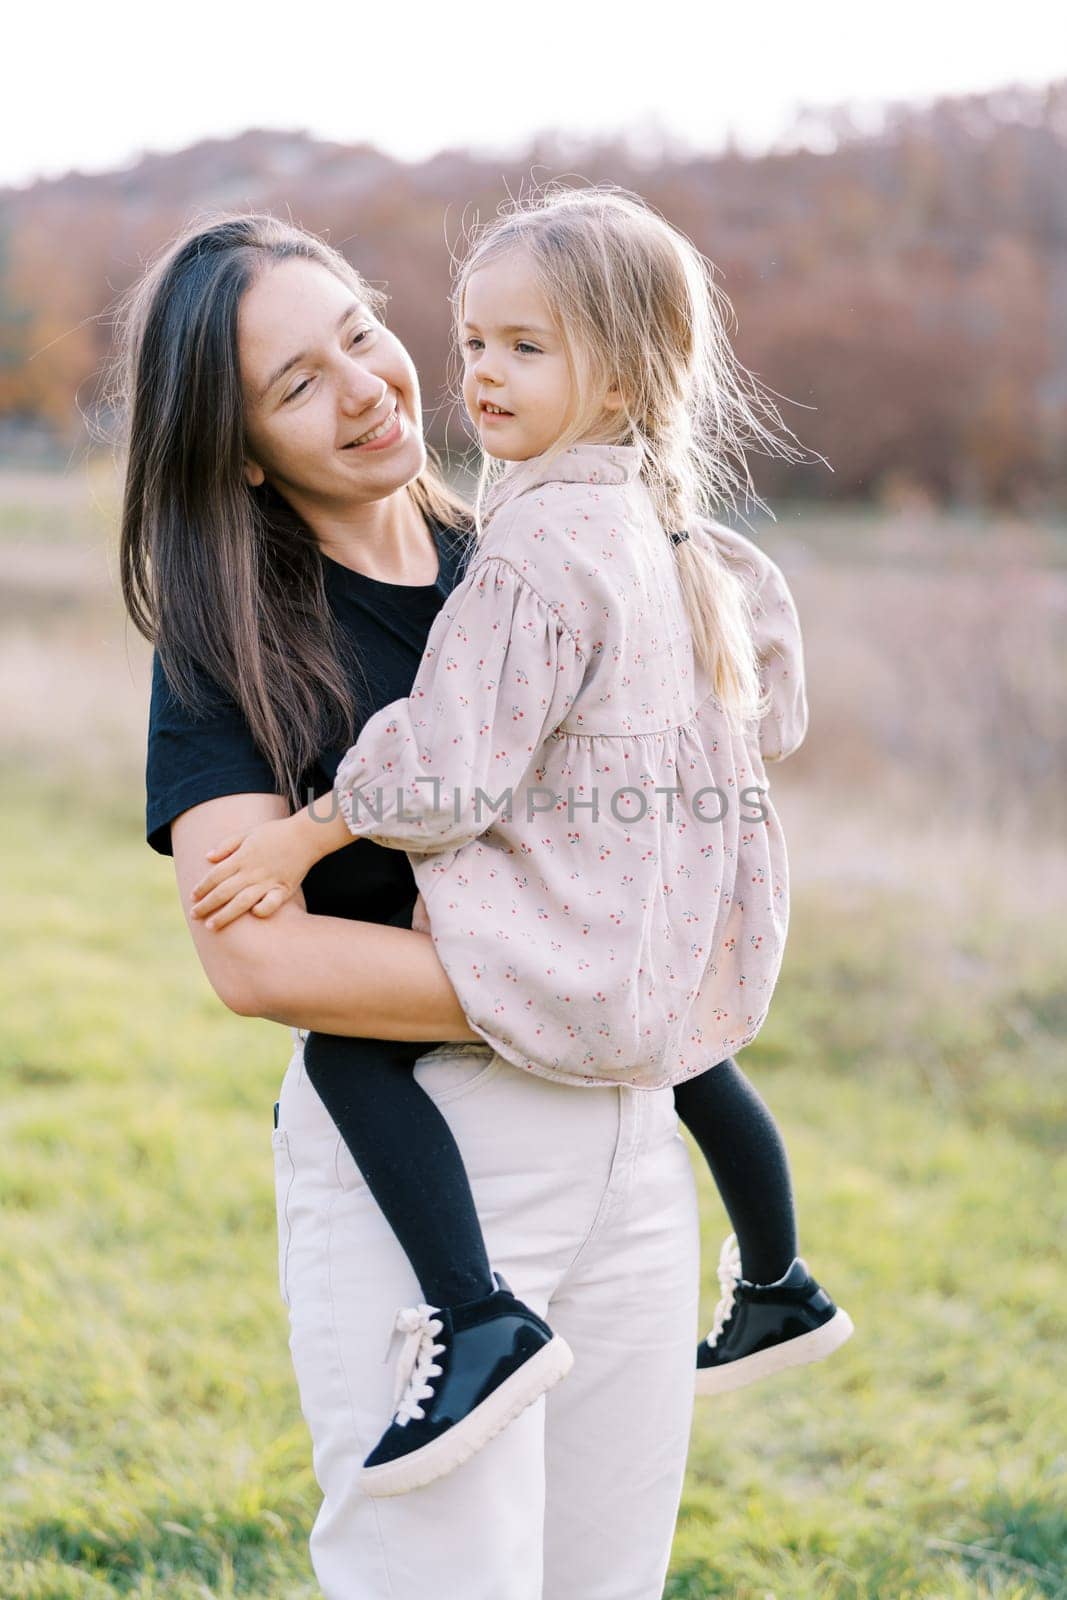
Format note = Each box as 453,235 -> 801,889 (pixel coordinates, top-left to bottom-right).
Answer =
339,367 -> 389,415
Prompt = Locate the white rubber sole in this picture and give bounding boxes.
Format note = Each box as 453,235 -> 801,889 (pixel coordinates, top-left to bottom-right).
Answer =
360,1334 -> 575,1498
695,1307 -> 855,1397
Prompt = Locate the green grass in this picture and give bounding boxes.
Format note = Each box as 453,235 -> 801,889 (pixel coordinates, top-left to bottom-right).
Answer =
2,779 -> 1065,1599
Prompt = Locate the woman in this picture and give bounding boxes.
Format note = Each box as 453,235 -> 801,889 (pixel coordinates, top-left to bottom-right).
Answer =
120,213 -> 700,1600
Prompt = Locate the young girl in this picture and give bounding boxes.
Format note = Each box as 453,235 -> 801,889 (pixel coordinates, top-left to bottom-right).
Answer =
191,187 -> 853,1497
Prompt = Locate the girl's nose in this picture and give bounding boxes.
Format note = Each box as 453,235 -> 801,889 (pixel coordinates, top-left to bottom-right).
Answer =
472,350 -> 500,385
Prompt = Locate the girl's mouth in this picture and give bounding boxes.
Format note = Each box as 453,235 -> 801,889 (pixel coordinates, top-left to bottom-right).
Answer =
480,402 -> 514,421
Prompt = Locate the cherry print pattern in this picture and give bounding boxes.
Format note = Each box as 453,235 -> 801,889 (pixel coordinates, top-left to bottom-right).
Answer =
334,443 -> 807,1090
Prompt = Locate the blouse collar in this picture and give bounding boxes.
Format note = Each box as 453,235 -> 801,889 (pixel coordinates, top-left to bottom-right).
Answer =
484,442 -> 644,519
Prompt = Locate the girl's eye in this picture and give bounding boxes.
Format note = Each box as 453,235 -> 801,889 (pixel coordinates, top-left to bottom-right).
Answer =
516,342 -> 541,355
464,338 -> 484,353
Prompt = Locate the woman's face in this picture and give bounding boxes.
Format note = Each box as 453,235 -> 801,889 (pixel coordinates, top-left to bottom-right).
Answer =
239,257 -> 426,517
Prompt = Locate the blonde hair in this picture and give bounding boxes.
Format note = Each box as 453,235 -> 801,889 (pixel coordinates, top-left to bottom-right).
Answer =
452,185 -> 813,730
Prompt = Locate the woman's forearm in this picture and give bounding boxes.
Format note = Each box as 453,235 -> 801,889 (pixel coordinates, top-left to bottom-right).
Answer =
172,794 -> 478,1042
247,905 -> 481,1042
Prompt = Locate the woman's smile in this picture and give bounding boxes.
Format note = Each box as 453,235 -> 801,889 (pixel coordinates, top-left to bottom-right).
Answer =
342,402 -> 403,452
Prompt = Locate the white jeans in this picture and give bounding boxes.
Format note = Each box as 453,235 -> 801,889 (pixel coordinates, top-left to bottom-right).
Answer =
272,1033 -> 701,1600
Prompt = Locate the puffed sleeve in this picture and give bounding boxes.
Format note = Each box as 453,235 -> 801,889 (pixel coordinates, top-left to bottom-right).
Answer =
702,519 -> 809,763
333,556 -> 587,851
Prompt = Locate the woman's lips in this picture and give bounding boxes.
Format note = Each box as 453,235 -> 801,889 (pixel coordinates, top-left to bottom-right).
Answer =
344,406 -> 403,451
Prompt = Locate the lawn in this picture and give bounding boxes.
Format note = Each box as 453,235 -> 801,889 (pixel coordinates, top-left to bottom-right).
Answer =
1,779 -> 1063,1599
2,466 -> 1065,1597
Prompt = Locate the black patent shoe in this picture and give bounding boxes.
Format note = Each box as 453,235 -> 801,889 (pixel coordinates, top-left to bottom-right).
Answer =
695,1234 -> 854,1397
360,1273 -> 573,1497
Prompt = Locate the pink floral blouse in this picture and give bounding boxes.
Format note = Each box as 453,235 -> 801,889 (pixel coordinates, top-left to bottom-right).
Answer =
334,442 -> 807,1090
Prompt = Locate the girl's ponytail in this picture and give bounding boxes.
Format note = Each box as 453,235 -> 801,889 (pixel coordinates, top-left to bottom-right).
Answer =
453,185 -> 824,735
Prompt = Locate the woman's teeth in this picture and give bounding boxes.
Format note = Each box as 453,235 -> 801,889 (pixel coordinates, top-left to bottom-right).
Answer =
351,406 -> 398,446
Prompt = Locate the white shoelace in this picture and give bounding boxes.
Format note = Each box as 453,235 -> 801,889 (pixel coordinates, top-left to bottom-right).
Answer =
705,1233 -> 743,1349
387,1304 -> 446,1428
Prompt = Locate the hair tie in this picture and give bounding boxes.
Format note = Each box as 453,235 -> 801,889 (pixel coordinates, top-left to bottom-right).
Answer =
669,529 -> 690,547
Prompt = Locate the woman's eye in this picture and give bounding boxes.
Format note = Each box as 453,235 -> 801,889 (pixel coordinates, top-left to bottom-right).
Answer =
282,327 -> 371,401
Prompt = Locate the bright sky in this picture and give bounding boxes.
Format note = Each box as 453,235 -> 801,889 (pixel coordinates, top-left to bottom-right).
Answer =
4,0 -> 1065,189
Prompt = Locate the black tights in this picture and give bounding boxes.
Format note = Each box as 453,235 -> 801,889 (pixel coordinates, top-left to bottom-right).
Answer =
673,1059 -> 798,1284
303,1029 -> 496,1308
303,1032 -> 798,1308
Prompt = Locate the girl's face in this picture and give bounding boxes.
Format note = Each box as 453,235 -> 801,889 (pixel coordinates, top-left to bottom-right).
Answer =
460,251 -> 577,462
239,258 -> 426,518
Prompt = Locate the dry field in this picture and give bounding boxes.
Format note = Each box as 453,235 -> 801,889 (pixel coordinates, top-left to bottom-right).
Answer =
2,464 -> 1065,1598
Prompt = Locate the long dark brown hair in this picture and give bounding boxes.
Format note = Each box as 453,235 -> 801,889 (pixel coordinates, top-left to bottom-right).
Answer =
117,212 -> 470,806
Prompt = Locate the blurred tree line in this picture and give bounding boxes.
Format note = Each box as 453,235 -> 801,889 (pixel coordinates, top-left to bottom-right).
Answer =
1,79 -> 1065,508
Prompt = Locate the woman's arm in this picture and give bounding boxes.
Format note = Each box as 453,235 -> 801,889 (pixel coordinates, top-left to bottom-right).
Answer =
171,792 -> 480,1042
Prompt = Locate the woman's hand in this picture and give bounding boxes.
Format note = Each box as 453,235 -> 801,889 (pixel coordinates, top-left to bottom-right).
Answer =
191,814 -> 321,930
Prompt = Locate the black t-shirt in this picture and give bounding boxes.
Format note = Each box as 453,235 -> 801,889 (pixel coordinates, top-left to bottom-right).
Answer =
145,520 -> 473,925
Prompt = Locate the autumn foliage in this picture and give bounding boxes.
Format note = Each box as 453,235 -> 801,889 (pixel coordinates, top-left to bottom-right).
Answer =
1,81 -> 1065,507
